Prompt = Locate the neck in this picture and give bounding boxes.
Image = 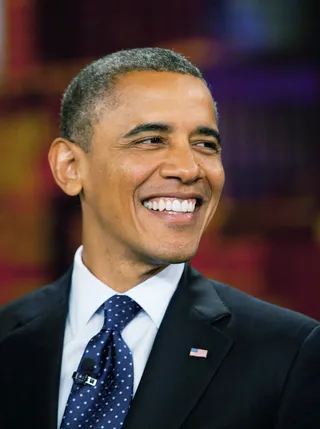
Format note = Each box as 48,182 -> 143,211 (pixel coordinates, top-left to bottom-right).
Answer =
81,241 -> 168,293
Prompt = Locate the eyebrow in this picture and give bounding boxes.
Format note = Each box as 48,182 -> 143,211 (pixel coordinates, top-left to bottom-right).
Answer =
191,126 -> 221,144
123,122 -> 221,144
123,123 -> 173,138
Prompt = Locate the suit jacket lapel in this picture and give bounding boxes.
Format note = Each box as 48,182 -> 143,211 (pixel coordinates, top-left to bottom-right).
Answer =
124,264 -> 233,429
0,269 -> 72,429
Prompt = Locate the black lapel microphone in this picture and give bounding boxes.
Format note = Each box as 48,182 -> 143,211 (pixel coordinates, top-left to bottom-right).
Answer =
72,357 -> 97,386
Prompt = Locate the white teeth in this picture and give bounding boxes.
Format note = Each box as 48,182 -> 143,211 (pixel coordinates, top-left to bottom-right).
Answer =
159,200 -> 165,211
144,198 -> 197,213
181,200 -> 188,212
172,199 -> 181,212
188,201 -> 194,212
165,201 -> 172,211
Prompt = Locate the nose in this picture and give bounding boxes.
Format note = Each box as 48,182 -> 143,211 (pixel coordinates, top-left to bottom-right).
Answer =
159,142 -> 204,184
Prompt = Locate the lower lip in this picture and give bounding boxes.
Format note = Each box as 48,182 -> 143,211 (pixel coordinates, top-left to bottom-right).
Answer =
143,207 -> 199,224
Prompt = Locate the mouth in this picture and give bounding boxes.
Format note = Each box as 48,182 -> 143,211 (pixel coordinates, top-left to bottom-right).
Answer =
141,196 -> 203,224
142,196 -> 202,212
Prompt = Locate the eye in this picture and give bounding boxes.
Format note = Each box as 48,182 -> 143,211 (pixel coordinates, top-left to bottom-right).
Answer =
194,141 -> 221,153
136,136 -> 164,145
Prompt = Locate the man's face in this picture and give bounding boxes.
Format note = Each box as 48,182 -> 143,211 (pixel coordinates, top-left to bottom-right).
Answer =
79,71 -> 225,265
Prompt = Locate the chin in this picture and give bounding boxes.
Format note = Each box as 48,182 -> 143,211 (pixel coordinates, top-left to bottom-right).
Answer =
147,243 -> 199,265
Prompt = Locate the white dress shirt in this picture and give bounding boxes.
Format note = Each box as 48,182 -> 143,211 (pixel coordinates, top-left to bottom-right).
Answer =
57,246 -> 184,427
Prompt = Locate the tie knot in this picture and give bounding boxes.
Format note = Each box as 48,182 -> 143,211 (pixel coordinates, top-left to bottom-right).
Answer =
103,295 -> 141,332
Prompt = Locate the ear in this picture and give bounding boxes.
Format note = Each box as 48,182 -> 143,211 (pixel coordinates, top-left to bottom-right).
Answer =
48,138 -> 84,196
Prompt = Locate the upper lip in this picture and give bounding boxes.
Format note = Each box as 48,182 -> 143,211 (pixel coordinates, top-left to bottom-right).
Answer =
141,192 -> 206,204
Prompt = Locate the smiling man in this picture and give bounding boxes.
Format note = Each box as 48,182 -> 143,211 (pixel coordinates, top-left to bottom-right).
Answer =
56,65 -> 225,290
0,48 -> 320,429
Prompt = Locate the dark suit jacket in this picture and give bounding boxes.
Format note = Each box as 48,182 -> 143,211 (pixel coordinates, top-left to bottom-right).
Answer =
1,264 -> 320,429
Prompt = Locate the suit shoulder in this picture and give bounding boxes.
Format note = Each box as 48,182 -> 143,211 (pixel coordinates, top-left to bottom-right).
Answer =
210,279 -> 319,338
0,269 -> 72,339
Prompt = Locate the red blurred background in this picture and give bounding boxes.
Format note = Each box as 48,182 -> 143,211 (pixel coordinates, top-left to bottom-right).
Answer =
0,0 -> 319,318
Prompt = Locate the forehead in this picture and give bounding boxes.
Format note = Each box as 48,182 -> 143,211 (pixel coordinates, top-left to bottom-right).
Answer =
100,71 -> 217,128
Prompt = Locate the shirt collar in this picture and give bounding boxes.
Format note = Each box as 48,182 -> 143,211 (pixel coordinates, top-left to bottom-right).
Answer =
69,246 -> 184,338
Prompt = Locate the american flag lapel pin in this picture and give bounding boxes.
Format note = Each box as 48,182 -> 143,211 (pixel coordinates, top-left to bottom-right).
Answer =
189,347 -> 208,358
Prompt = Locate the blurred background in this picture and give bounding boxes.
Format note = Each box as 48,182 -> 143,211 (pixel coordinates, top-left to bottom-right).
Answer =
0,0 -> 319,318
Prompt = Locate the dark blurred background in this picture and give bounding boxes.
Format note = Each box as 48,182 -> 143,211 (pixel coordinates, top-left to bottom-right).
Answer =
0,0 -> 319,318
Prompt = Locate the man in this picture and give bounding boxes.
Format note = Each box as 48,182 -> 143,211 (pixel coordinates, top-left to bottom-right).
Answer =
0,48 -> 319,429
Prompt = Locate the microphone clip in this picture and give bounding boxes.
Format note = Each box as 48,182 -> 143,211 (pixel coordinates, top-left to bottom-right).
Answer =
72,371 -> 97,387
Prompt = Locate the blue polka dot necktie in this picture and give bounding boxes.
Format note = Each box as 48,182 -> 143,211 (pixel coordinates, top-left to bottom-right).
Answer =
60,295 -> 141,429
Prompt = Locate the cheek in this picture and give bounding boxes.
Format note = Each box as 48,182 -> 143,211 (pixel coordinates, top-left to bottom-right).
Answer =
91,154 -> 154,209
83,162 -> 107,197
119,153 -> 157,191
205,160 -> 225,193
81,156 -> 115,211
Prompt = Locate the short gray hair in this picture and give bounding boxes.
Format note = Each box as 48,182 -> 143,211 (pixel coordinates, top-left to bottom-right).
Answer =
61,47 -> 214,152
